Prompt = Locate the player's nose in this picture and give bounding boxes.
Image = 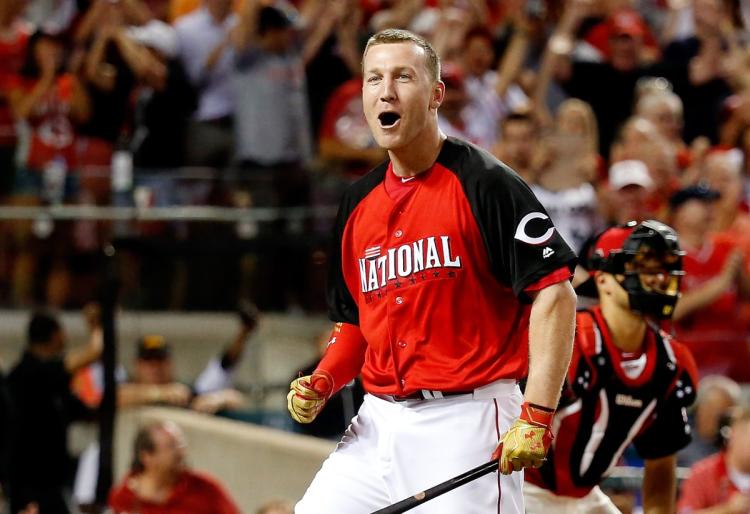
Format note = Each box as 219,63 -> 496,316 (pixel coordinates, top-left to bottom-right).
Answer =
380,77 -> 397,102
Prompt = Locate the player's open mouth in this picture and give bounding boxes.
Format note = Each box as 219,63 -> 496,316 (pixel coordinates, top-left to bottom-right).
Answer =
378,112 -> 401,129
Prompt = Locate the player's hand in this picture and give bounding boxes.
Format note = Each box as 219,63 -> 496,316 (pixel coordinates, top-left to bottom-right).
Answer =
287,370 -> 333,424
493,402 -> 554,475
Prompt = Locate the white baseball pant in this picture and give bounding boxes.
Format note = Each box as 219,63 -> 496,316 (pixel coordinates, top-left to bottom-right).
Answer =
295,379 -> 523,514
524,482 -> 621,514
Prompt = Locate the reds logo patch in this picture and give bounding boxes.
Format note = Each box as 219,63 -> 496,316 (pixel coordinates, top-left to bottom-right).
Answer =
514,212 -> 555,246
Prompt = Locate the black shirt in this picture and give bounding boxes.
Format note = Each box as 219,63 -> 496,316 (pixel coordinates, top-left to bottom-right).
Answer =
7,352 -> 90,488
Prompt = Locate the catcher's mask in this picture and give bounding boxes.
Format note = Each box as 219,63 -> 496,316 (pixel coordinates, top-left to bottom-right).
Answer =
583,220 -> 685,319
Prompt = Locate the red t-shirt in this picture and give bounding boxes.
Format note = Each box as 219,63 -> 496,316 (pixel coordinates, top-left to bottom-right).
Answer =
321,138 -> 576,395
675,239 -> 750,381
9,73 -> 77,170
678,453 -> 742,513
109,470 -> 241,514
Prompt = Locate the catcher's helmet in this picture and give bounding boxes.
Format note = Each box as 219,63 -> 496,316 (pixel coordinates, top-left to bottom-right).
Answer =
583,220 -> 685,319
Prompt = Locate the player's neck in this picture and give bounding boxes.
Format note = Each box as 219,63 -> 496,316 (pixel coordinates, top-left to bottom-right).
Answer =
389,127 -> 446,178
600,302 -> 647,353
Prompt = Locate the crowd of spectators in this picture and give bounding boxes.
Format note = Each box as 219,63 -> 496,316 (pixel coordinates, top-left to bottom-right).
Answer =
2,0 -> 750,367
0,0 -> 747,312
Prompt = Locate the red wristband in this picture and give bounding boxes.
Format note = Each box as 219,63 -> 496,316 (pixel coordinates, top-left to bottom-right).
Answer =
520,401 -> 555,428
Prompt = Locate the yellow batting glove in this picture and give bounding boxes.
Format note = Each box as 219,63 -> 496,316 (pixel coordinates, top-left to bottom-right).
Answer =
493,402 -> 555,475
287,370 -> 334,424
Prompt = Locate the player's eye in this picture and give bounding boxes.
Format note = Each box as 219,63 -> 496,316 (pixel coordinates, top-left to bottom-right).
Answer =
366,75 -> 381,84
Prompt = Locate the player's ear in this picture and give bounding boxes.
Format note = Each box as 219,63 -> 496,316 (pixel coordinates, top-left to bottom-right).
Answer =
431,80 -> 445,110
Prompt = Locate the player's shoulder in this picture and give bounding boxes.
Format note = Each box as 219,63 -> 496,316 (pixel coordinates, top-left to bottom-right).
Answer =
661,334 -> 699,378
339,160 -> 390,210
438,137 -> 526,188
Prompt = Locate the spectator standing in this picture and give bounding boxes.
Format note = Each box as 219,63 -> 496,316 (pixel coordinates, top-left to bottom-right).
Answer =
670,185 -> 750,381
542,2 -> 680,153
678,406 -> 750,514
460,26 -> 529,151
660,0 -> 738,144
126,20 -> 197,169
229,3 -> 315,310
492,111 -> 540,184
7,306 -> 102,514
230,2 -> 312,183
603,159 -> 655,225
8,30 -> 90,199
108,421 -> 241,514
175,0 -> 237,168
706,149 -> 750,251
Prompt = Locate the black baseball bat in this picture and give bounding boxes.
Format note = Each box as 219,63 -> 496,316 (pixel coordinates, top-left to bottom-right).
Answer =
371,458 -> 499,514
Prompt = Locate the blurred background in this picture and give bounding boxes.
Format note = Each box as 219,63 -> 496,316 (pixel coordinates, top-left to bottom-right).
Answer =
1,0 -> 750,512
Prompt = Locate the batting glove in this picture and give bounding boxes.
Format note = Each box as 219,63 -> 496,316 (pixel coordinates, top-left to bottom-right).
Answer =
287,370 -> 334,424
493,402 -> 554,475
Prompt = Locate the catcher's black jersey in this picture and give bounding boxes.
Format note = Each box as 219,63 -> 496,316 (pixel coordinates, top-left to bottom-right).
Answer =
526,307 -> 698,497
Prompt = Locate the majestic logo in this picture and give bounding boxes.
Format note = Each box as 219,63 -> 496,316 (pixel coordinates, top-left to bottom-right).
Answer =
542,247 -> 555,259
358,236 -> 462,293
615,394 -> 643,408
514,212 -> 555,245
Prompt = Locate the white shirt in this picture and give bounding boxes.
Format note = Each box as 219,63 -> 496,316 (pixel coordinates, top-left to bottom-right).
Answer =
175,8 -> 238,121
462,70 -> 528,151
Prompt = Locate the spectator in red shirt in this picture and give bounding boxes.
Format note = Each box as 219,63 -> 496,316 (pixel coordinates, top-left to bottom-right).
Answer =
670,185 -> 750,381
109,420 -> 241,514
678,406 -> 750,514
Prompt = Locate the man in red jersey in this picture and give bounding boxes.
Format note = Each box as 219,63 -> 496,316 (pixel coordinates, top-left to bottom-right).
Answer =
525,221 -> 698,513
288,28 -> 577,513
669,185 -> 750,382
108,421 -> 240,514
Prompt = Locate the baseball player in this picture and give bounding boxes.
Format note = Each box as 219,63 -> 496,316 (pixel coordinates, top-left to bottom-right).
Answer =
288,29 -> 577,513
525,221 -> 698,513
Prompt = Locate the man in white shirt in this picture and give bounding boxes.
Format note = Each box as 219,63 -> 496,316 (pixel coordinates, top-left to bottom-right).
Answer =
175,0 -> 238,167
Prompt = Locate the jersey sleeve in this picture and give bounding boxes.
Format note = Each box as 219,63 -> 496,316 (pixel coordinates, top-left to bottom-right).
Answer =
461,152 -> 577,298
327,188 -> 362,325
633,342 -> 698,459
326,163 -> 388,324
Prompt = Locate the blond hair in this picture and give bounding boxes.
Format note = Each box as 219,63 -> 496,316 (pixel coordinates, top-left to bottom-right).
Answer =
363,28 -> 441,82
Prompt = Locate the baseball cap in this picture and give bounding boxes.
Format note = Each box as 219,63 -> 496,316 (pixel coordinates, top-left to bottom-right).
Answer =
575,224 -> 637,297
608,9 -> 646,38
137,334 -> 171,360
669,184 -> 720,210
608,160 -> 654,191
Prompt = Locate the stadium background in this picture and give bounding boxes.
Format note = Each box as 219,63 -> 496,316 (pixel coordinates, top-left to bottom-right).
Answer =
2,0 -> 750,512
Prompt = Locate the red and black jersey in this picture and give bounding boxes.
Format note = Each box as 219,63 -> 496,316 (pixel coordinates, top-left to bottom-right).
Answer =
526,308 -> 698,498
323,137 -> 576,395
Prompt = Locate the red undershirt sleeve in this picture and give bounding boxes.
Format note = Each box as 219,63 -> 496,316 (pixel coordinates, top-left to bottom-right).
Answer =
314,322 -> 368,394
524,266 -> 572,293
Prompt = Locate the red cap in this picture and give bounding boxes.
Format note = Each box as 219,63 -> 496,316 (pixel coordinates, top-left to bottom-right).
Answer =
608,9 -> 646,38
592,225 -> 636,262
